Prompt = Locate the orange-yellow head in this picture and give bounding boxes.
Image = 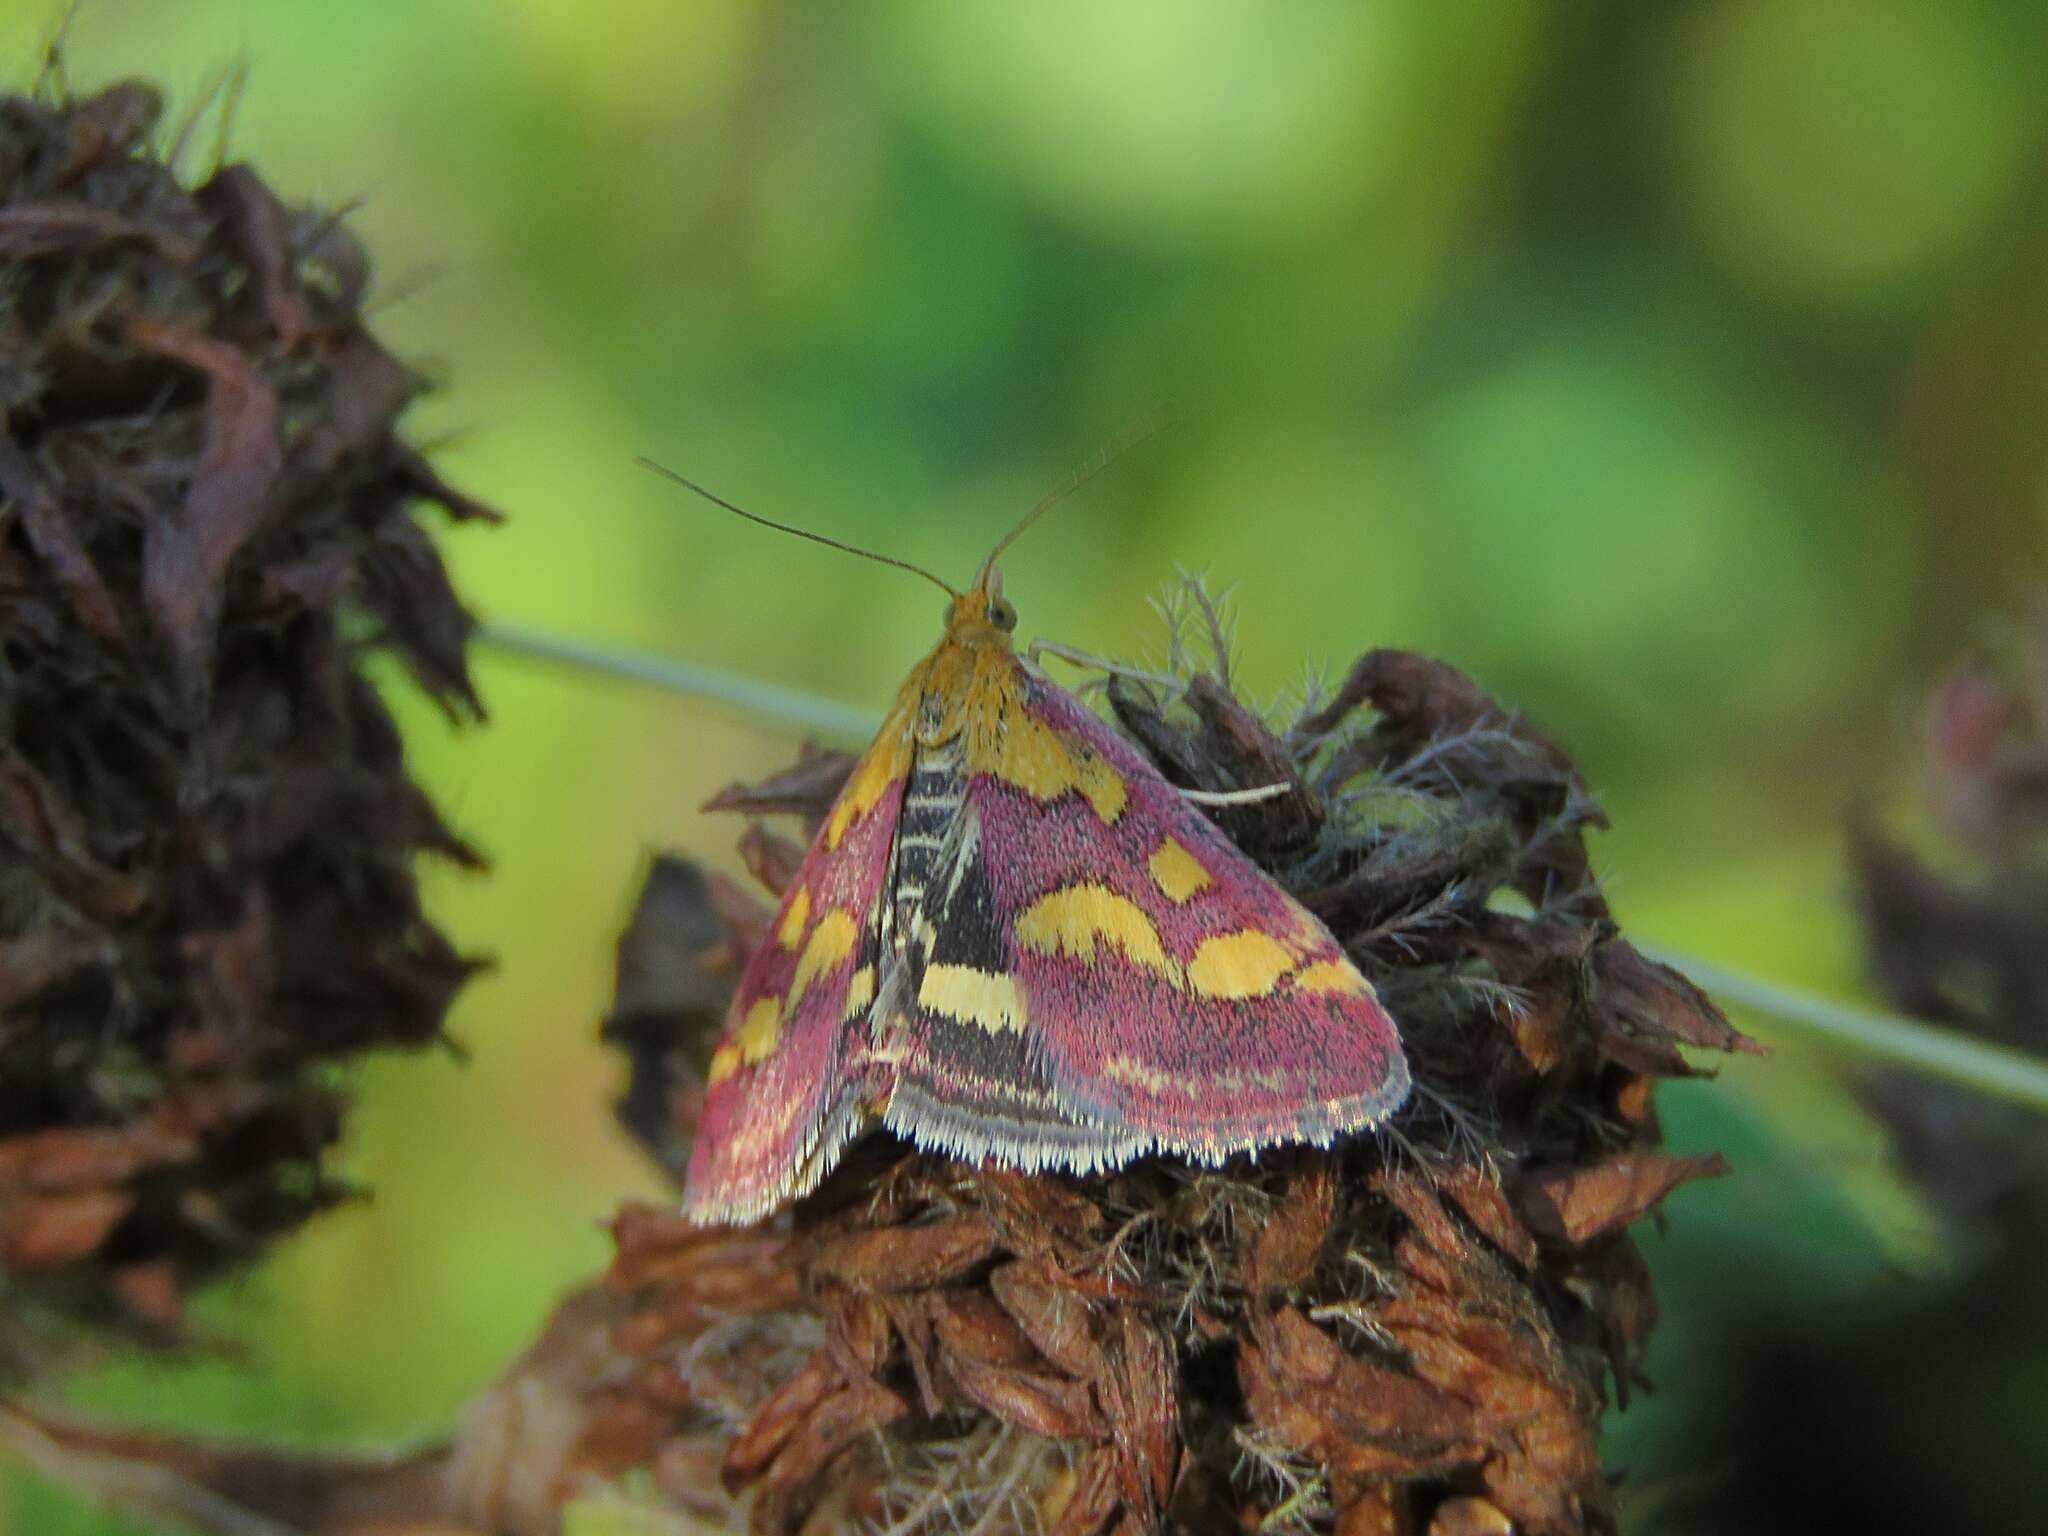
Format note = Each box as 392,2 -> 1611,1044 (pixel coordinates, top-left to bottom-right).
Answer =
945,561 -> 1019,644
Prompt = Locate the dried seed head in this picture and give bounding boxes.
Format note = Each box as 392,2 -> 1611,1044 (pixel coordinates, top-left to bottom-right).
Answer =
0,77 -> 491,1358
588,594 -> 1750,1535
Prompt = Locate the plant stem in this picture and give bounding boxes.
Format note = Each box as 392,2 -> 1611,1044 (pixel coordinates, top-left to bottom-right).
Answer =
1641,946 -> 2048,1114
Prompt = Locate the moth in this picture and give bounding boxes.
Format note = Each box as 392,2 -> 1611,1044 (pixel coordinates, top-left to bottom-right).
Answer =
676,478 -> 1410,1225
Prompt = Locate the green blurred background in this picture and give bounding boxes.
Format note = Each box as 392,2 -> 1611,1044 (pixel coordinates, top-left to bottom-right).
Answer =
5,0 -> 2046,1529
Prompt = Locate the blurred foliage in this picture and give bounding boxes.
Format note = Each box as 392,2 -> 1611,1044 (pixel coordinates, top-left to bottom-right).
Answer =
2,0 -> 2044,1530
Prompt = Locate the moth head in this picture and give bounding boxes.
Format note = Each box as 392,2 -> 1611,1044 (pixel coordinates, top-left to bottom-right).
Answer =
949,562 -> 1018,636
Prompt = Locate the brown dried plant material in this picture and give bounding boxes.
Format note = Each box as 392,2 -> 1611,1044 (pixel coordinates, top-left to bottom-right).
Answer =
583,595 -> 1753,1535
0,78 -> 490,1355
0,1282 -> 646,1536
1669,617 -> 2048,1535
1850,626 -> 2048,1222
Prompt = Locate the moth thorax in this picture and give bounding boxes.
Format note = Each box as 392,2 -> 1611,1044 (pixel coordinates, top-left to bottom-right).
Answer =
915,690 -> 953,743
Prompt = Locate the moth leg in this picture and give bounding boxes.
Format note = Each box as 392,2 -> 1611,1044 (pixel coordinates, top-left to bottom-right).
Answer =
1024,639 -> 1183,697
1178,782 -> 1292,806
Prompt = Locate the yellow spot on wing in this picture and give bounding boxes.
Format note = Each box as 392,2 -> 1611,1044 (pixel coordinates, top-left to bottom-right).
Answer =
1148,838 -> 1212,903
918,963 -> 1028,1034
735,995 -> 782,1064
787,908 -> 859,1016
844,964 -> 876,1019
1292,958 -> 1372,995
1187,930 -> 1296,999
932,649 -> 1128,823
993,705 -> 1127,823
1015,884 -> 1174,976
777,887 -> 811,950
707,1042 -> 742,1084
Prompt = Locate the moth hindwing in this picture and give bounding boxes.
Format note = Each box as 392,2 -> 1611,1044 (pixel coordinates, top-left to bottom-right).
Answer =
683,567 -> 1409,1225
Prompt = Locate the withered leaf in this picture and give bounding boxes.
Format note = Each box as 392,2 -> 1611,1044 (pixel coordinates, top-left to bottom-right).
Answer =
394,443 -> 506,525
1183,674 -> 1320,852
127,316 -> 282,660
1433,1161 -> 1539,1268
947,1349 -> 1103,1440
0,201 -> 198,260
110,1261 -> 183,1331
46,81 -> 163,185
602,859 -> 734,1171
933,1292 -> 1103,1439
0,430 -> 127,648
1301,812 -> 1517,945
605,1203 -> 791,1300
356,506 -> 484,718
1242,1306 -> 1482,1479
704,745 -> 858,825
1246,1162 -> 1335,1294
807,1214 -> 999,1292
739,821 -> 808,897
990,1257 -> 1106,1381
929,1289 -> 1038,1368
879,1292 -> 942,1415
257,549 -> 355,613
1107,678 -> 1222,794
198,165 -> 309,348
822,1287 -> 893,1387
1514,1152 -> 1730,1248
294,333 -> 419,473
607,856 -> 732,1022
1377,1169 -> 1483,1269
1101,1313 -> 1178,1520
1592,941 -> 1762,1056
977,1167 -> 1107,1270
750,1376 -> 907,1532
0,744 -> 148,920
709,870 -> 775,962
721,1352 -> 837,1490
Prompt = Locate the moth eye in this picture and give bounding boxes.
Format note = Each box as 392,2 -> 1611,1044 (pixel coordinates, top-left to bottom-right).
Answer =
991,599 -> 1017,632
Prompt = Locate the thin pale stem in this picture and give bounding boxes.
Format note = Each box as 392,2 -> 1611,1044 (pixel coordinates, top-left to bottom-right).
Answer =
1640,945 -> 2048,1115
1026,637 -> 1183,693
471,621 -> 2048,1115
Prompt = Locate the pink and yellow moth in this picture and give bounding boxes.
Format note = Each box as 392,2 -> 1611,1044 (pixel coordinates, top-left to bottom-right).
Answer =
679,491 -> 1409,1225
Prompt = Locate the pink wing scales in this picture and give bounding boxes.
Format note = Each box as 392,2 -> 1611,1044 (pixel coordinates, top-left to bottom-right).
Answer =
967,670 -> 1409,1160
683,748 -> 906,1224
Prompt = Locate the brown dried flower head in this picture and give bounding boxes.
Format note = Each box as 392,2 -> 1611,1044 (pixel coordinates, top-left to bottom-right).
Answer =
581,588 -> 1755,1536
0,77 -> 492,1351
1852,615 -> 2048,1222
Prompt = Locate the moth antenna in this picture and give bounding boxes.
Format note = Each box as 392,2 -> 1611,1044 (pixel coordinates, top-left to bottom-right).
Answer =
637,456 -> 961,599
976,403 -> 1179,586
